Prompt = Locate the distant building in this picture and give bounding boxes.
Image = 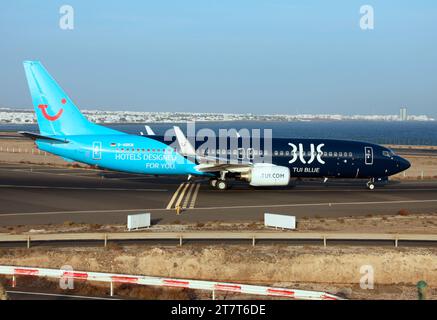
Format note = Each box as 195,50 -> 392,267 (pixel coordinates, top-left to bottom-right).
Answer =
400,107 -> 408,121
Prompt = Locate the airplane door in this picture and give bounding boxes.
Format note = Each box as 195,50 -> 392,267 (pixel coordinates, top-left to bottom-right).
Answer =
364,146 -> 373,165
92,141 -> 102,160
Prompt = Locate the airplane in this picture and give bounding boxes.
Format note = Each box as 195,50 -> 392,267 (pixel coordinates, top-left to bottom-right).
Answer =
20,61 -> 411,191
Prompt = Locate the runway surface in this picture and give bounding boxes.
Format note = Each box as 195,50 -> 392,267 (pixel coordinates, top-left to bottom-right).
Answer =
5,288 -> 119,300
1,163 -> 437,226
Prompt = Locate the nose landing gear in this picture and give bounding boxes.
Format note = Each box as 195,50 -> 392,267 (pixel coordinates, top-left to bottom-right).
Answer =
366,178 -> 375,190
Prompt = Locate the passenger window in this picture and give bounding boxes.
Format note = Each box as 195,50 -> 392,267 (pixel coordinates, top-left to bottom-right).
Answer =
274,151 -> 278,156
279,151 -> 284,156
328,152 -> 332,157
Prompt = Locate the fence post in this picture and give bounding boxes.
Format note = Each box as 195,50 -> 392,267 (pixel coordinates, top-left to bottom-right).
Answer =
27,236 -> 31,249
323,236 -> 327,247
212,290 -> 216,300
110,281 -> 114,297
252,236 -> 255,247
179,235 -> 183,247
12,275 -> 16,288
104,234 -> 107,247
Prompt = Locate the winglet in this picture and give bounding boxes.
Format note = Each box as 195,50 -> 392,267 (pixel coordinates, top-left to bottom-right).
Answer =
145,125 -> 155,135
173,126 -> 196,157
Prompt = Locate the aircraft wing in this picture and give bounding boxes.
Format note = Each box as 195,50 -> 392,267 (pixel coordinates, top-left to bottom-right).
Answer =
195,162 -> 252,173
173,126 -> 253,173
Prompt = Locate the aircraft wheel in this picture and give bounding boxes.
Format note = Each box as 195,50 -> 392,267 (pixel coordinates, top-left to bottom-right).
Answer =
367,182 -> 375,190
209,179 -> 218,188
216,180 -> 228,190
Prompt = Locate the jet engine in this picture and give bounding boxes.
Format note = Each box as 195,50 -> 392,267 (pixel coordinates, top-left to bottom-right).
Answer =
240,164 -> 290,186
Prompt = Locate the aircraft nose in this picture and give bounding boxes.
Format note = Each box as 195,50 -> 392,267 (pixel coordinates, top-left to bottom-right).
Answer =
398,157 -> 411,172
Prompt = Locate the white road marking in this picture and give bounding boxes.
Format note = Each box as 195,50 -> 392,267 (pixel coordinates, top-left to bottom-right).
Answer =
204,187 -> 437,193
166,183 -> 185,210
0,208 -> 167,217
188,199 -> 437,210
189,183 -> 201,208
182,183 -> 196,209
6,290 -> 120,300
0,184 -> 167,192
0,167 -> 103,179
174,182 -> 191,209
2,199 -> 437,218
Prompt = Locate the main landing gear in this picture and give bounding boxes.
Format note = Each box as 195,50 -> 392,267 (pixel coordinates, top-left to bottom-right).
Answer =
209,171 -> 229,190
209,179 -> 228,190
366,178 -> 375,190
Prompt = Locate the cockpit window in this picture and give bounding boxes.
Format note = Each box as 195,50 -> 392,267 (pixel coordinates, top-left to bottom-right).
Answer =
382,150 -> 394,157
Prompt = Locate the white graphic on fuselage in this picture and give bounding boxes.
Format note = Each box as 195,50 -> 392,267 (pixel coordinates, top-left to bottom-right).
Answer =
288,143 -> 325,164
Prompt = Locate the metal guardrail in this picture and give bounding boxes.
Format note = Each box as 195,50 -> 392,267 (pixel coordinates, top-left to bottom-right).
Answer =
0,231 -> 436,248
0,265 -> 342,300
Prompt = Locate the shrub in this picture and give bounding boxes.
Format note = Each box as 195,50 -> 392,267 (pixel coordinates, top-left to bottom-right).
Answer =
398,209 -> 410,216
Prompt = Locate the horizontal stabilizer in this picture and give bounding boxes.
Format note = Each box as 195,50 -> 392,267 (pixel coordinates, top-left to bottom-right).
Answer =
18,131 -> 68,143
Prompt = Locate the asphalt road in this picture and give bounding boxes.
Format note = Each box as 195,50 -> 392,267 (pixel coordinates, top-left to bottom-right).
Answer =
5,289 -> 119,300
1,163 -> 437,226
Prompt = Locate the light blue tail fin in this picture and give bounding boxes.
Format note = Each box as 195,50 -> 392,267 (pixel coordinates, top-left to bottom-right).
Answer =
23,61 -> 120,136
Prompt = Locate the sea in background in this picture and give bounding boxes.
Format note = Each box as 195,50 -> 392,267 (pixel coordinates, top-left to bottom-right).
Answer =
1,121 -> 437,146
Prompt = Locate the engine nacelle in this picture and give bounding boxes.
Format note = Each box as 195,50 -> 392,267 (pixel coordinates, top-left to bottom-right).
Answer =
241,165 -> 290,186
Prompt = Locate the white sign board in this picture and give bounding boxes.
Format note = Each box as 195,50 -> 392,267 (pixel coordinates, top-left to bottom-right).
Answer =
127,213 -> 151,230
264,213 -> 296,230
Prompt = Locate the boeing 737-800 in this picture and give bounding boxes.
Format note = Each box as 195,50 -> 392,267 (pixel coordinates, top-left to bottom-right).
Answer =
20,61 -> 410,190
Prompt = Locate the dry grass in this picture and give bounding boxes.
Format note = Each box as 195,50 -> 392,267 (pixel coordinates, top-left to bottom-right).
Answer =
0,282 -> 8,300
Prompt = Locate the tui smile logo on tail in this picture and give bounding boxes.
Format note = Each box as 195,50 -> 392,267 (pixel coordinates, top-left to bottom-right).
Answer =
38,98 -> 66,121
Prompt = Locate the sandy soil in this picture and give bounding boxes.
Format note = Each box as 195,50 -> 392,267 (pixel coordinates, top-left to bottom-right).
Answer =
0,282 -> 7,300
0,139 -> 85,167
0,245 -> 435,300
1,211 -> 437,235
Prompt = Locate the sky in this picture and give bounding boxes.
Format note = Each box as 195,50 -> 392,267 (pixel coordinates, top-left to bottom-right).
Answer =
0,1 -> 436,116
